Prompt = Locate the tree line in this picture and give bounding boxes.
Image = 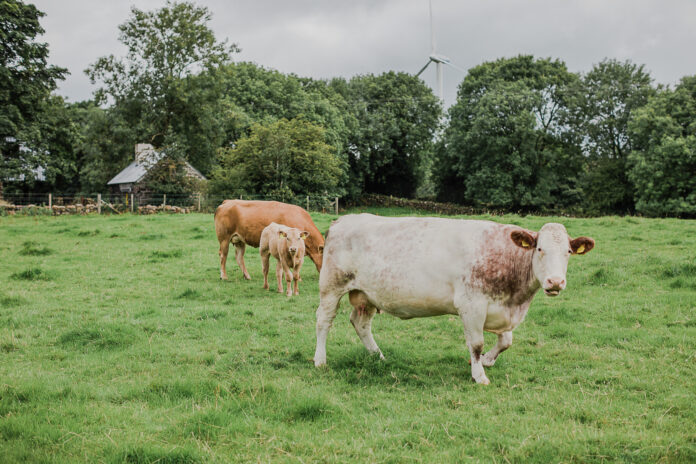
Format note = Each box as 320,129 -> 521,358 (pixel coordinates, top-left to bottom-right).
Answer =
1,1 -> 694,217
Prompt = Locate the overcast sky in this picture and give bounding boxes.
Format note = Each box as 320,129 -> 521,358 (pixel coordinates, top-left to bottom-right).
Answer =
32,0 -> 696,107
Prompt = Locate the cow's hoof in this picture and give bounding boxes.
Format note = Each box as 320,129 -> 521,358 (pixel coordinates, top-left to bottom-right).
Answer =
314,358 -> 326,367
472,376 -> 490,385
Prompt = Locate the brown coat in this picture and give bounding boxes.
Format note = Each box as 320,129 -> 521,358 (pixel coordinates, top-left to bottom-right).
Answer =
214,200 -> 324,280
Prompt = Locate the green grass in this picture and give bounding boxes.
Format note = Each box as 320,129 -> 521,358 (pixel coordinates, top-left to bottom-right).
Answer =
0,211 -> 694,463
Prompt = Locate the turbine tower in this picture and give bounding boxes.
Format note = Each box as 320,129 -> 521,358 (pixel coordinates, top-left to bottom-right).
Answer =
415,0 -> 463,103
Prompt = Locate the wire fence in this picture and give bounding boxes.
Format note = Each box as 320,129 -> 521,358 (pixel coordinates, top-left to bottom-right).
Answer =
0,192 -> 341,216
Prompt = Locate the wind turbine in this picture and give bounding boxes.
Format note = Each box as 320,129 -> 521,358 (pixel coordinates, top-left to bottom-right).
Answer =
415,0 -> 464,103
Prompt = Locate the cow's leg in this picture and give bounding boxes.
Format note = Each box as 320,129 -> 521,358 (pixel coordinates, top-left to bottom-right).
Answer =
233,240 -> 251,280
349,303 -> 384,360
260,248 -> 270,290
275,260 -> 283,293
219,237 -> 230,280
481,331 -> 513,367
284,265 -> 293,297
314,290 -> 342,367
293,268 -> 300,296
455,294 -> 490,385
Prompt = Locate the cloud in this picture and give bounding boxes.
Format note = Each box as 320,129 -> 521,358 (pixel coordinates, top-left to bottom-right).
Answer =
32,0 -> 696,106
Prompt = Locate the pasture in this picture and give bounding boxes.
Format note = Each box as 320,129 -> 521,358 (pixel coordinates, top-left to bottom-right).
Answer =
0,210 -> 694,463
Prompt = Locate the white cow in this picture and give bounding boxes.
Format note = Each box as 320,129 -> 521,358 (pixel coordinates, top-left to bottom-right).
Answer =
313,214 -> 594,385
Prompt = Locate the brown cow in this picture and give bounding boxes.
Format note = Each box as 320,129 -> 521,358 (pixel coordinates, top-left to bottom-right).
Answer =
214,200 -> 324,280
260,223 -> 307,296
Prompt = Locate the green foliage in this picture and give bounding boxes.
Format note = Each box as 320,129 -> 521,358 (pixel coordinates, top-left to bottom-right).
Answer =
330,72 -> 442,198
75,102 -> 137,193
0,0 -> 67,188
141,145 -> 207,196
570,59 -> 655,213
209,118 -> 343,198
434,56 -> 583,210
628,76 -> 696,217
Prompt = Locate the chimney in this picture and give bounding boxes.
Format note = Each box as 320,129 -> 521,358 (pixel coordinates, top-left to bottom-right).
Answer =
135,144 -> 155,164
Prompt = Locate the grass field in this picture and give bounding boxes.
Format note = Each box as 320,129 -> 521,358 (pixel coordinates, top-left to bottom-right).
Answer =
0,209 -> 694,463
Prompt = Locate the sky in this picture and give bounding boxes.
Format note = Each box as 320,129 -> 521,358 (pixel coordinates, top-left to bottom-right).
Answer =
32,0 -> 696,107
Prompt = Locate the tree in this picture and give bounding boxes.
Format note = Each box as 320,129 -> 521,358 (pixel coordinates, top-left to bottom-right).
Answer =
141,141 -> 206,196
434,55 -> 582,210
569,59 -> 655,213
208,118 -> 343,199
628,76 -> 696,217
183,62 -> 354,175
77,104 -> 137,193
329,72 -> 441,199
34,96 -> 83,193
0,0 -> 67,191
86,1 -> 238,150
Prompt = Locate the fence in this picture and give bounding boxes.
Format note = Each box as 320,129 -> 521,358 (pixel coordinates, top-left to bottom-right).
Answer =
0,192 -> 341,216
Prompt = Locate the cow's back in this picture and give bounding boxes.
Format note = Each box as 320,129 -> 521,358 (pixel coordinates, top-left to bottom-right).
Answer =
322,214 -> 496,317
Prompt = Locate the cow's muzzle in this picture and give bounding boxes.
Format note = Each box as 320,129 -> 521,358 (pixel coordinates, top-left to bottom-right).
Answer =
543,277 -> 566,296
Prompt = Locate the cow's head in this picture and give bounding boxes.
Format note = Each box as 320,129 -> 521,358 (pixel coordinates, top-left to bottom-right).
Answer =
511,223 -> 594,297
279,228 -> 308,257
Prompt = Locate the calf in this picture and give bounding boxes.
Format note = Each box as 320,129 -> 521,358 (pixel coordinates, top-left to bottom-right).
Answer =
313,214 -> 595,385
260,222 -> 308,297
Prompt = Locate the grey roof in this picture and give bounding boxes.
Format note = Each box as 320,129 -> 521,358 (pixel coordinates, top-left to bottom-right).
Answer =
107,151 -> 206,185
107,160 -> 150,185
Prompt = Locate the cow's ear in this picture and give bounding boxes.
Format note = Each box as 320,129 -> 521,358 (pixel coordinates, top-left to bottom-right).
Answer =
511,230 -> 537,250
570,236 -> 594,255
278,231 -> 287,238
300,231 -> 309,240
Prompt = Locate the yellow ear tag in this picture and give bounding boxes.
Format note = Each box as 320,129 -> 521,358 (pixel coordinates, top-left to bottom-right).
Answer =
300,235 -> 306,241
521,240 -> 530,248
576,244 -> 585,254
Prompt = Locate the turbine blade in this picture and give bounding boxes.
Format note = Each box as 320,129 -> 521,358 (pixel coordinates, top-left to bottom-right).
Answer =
444,61 -> 467,73
415,60 -> 432,77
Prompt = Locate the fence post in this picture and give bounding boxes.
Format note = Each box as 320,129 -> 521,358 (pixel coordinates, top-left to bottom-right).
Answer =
306,195 -> 309,211
335,197 -> 339,215
198,193 -> 201,212
131,194 -> 134,213
162,194 -> 166,207
48,193 -> 52,209
97,194 -> 101,215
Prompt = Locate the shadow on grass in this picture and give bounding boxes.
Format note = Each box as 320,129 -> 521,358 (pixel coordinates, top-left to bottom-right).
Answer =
108,446 -> 201,464
76,229 -> 101,237
19,241 -> 53,256
139,233 -> 165,241
10,268 -> 52,281
150,250 -> 182,259
58,323 -> 140,351
0,294 -> 25,307
328,347 -> 461,387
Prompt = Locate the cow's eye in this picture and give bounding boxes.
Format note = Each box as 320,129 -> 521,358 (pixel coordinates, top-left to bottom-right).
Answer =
537,247 -> 542,252
568,249 -> 572,254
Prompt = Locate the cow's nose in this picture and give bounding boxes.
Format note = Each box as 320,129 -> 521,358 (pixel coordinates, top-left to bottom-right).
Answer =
289,247 -> 297,254
544,277 -> 566,290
